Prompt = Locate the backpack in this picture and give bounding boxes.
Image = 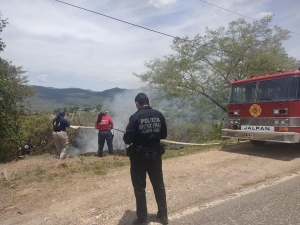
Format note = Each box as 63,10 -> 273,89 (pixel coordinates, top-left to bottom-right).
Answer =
53,118 -> 62,132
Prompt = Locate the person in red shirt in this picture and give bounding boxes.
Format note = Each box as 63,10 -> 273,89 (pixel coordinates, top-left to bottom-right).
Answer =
94,110 -> 114,157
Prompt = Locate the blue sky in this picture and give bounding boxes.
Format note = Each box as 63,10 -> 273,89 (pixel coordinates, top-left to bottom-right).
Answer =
0,0 -> 299,92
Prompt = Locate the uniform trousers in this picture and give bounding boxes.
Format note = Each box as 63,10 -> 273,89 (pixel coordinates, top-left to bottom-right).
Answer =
130,151 -> 167,222
98,130 -> 113,157
52,131 -> 69,159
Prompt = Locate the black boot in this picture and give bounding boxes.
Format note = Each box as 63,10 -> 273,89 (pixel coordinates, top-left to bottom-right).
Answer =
157,214 -> 168,224
97,148 -> 103,157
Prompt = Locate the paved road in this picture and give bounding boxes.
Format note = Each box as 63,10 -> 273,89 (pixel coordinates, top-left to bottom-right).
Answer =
170,174 -> 300,225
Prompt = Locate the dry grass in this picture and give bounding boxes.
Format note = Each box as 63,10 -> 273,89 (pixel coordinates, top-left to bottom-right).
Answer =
0,141 -> 235,189
0,153 -> 130,188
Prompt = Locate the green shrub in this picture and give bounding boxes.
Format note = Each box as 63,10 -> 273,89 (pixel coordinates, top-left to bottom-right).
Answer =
166,119 -> 225,143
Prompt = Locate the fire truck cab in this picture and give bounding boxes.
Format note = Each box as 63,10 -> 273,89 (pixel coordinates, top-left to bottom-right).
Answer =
221,70 -> 300,146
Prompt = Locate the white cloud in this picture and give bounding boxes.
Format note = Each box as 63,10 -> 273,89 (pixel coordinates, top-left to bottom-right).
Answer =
254,11 -> 274,20
37,75 -> 49,83
228,0 -> 271,7
149,0 -> 178,8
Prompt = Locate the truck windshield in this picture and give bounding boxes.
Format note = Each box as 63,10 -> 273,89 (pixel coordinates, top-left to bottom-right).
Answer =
229,82 -> 256,104
257,77 -> 297,102
229,77 -> 298,104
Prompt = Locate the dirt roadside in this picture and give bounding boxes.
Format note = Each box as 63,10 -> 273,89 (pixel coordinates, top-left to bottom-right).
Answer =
1,142 -> 300,225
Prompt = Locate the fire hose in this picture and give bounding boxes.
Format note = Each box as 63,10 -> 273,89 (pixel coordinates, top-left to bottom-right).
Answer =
70,125 -> 221,146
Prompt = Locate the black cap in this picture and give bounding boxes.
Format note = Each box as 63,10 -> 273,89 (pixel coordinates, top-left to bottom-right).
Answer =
59,110 -> 66,116
135,93 -> 149,105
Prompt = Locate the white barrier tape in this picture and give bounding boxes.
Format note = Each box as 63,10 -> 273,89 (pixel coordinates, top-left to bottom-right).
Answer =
70,125 -> 221,146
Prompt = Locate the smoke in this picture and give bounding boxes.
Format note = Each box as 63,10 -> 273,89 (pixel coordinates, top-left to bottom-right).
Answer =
68,129 -> 99,155
69,87 -> 153,154
101,88 -> 152,151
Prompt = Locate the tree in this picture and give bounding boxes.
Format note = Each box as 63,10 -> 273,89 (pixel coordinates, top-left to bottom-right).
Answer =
135,16 -> 299,112
0,14 -> 35,161
0,12 -> 8,51
0,58 -> 35,160
95,104 -> 103,111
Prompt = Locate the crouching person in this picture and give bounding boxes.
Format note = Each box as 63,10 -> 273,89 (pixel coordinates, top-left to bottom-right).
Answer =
18,142 -> 35,158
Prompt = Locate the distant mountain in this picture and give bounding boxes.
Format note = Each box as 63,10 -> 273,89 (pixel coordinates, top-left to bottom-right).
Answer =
27,86 -> 128,112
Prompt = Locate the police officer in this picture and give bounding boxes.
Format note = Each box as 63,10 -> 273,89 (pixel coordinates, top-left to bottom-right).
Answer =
52,109 -> 70,159
123,93 -> 168,225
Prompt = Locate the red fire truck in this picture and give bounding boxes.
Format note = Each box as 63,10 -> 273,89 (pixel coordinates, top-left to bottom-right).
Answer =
221,70 -> 300,146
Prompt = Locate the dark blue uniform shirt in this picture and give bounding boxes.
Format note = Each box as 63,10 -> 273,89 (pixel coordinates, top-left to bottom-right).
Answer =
53,117 -> 70,132
123,106 -> 167,146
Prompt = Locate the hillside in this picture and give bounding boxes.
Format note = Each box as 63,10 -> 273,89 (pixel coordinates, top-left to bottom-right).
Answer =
27,86 -> 128,112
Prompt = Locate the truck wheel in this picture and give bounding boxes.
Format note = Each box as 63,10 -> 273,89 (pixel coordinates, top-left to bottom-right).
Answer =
250,140 -> 266,146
